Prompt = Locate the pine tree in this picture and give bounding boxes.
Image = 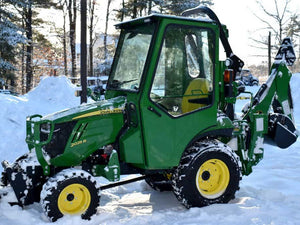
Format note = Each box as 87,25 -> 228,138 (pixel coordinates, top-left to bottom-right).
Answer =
88,0 -> 96,76
116,0 -> 214,20
165,0 -> 213,15
286,14 -> 300,70
286,14 -> 300,39
116,0 -> 149,20
0,0 -> 26,89
67,0 -> 77,78
104,0 -> 112,63
4,0 -> 58,92
56,0 -> 68,77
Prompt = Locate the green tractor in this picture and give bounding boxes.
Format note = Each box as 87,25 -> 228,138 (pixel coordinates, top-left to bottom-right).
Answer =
1,6 -> 297,222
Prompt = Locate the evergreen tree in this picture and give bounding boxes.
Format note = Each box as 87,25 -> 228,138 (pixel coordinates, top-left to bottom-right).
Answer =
56,0 -> 68,76
116,0 -> 151,20
104,0 -> 112,63
9,0 -> 57,92
286,14 -> 300,39
0,0 -> 26,89
88,0 -> 97,76
67,0 -> 77,78
116,0 -> 214,20
165,0 -> 213,15
286,14 -> 300,69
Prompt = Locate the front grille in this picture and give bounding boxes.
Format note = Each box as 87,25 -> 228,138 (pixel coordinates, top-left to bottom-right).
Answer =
41,121 -> 77,158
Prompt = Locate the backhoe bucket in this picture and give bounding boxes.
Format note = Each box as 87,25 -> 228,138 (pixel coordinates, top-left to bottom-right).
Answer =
268,113 -> 297,148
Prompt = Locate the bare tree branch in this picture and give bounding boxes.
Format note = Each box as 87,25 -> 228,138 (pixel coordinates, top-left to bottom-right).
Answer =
251,0 -> 292,52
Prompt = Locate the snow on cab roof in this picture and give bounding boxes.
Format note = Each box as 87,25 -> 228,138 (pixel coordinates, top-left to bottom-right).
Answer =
115,13 -> 214,28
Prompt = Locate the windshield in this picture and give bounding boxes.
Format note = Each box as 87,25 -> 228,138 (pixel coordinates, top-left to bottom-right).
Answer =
108,23 -> 155,91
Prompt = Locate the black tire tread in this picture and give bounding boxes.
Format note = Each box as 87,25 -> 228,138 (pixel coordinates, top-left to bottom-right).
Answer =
40,169 -> 101,222
172,139 -> 242,208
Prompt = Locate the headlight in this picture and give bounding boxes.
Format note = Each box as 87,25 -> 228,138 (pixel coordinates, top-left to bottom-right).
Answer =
40,122 -> 52,142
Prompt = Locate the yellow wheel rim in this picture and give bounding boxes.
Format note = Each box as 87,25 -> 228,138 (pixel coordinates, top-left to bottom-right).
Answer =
58,183 -> 91,215
196,159 -> 230,199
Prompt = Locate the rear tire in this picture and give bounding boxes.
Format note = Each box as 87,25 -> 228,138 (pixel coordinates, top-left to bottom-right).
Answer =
172,140 -> 241,208
40,169 -> 101,222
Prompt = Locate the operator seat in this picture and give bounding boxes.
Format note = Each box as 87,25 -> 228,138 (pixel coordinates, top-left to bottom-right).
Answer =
182,78 -> 210,114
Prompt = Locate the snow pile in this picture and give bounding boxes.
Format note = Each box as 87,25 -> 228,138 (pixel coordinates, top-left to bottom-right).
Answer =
289,73 -> 300,125
0,76 -> 80,165
24,76 -> 79,109
0,74 -> 300,225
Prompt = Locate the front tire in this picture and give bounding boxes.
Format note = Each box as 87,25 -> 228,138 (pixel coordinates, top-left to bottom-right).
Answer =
40,169 -> 101,222
172,140 -> 241,208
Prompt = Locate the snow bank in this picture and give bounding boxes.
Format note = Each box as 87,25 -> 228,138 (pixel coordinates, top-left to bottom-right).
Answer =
0,76 -> 80,165
24,76 -> 79,109
289,73 -> 300,126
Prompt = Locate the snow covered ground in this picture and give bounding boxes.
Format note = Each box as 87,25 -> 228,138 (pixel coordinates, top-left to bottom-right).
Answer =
0,75 -> 300,225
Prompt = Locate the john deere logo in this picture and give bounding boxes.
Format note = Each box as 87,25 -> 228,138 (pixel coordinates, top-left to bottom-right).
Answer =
72,108 -> 123,120
70,139 -> 87,148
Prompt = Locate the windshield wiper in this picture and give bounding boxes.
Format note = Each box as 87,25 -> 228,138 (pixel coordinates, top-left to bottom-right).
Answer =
110,79 -> 138,88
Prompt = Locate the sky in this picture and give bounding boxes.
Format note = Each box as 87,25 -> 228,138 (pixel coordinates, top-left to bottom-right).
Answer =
211,0 -> 300,65
105,0 -> 300,66
211,0 -> 259,65
42,0 -> 300,67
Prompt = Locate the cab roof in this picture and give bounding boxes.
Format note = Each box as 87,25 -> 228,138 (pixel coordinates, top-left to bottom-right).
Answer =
115,13 -> 216,29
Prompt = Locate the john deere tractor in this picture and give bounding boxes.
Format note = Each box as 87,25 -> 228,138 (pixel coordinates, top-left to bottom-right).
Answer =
0,6 -> 297,222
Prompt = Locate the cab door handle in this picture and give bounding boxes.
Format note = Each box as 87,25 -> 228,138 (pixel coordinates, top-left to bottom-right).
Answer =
147,106 -> 161,117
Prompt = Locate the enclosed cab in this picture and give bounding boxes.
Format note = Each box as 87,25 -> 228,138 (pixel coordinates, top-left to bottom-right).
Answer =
104,13 -> 235,171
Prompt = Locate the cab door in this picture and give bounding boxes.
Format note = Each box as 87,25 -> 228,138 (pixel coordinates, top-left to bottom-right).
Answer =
140,24 -> 218,169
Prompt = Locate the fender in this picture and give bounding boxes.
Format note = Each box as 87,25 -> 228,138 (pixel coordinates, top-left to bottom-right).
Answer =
186,127 -> 234,150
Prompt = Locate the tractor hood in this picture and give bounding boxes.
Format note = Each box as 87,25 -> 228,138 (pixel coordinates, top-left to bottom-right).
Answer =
25,96 -> 127,169
42,96 -> 126,123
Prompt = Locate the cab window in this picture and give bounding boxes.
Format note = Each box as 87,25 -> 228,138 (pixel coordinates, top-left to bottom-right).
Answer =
150,25 -> 215,116
108,23 -> 155,91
